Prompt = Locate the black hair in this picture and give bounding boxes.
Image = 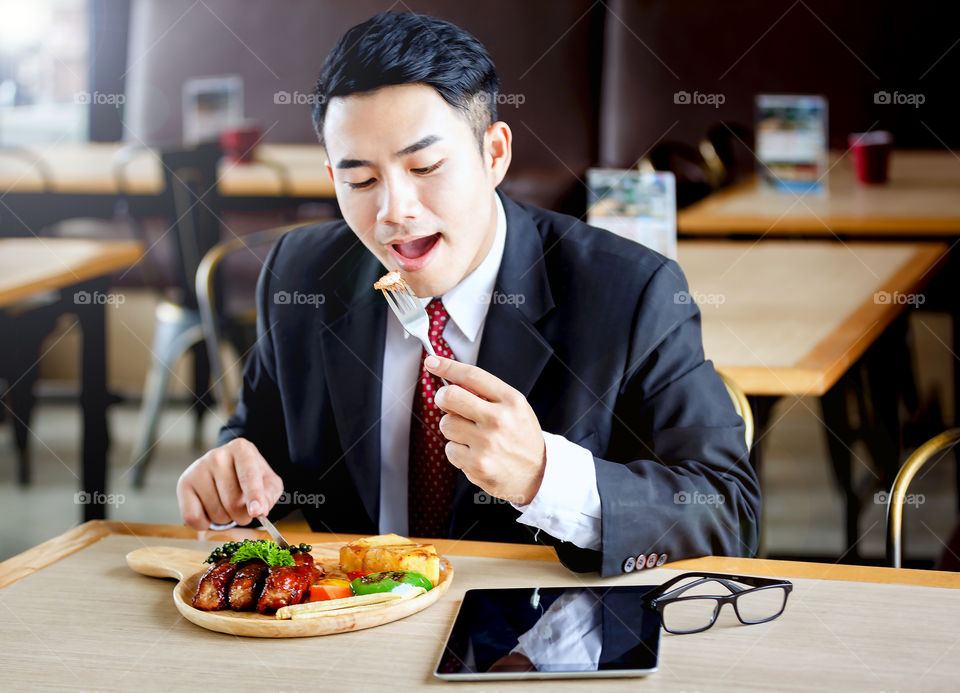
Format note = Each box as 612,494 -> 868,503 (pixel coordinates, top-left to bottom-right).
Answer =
312,11 -> 499,150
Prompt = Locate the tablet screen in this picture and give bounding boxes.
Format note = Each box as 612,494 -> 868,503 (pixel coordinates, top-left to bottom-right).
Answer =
435,585 -> 661,681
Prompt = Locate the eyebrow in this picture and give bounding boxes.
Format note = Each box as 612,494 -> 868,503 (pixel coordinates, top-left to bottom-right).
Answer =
335,135 -> 442,169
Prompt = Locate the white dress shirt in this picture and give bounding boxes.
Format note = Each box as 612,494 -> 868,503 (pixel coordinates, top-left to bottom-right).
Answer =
511,590 -> 603,671
378,193 -> 602,550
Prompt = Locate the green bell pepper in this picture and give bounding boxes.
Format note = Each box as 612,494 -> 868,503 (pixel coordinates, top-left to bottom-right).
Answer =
350,570 -> 434,596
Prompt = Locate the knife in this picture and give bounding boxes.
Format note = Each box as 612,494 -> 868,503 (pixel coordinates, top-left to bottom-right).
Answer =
257,515 -> 291,550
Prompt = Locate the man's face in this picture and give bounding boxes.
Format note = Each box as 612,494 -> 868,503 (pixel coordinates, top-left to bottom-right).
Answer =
323,83 -> 508,298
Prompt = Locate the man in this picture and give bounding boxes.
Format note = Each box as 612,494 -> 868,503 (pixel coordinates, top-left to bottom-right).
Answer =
177,11 -> 760,576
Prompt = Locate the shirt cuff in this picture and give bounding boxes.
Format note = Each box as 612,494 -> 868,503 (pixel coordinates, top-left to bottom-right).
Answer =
511,431 -> 602,551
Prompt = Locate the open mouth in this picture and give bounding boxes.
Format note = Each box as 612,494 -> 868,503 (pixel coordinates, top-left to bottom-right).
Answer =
392,233 -> 441,260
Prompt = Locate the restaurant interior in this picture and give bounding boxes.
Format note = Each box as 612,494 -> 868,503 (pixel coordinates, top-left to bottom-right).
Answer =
2,1 -> 960,687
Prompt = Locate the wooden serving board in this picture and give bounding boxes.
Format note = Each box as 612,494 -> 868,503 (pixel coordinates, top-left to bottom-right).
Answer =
125,543 -> 453,637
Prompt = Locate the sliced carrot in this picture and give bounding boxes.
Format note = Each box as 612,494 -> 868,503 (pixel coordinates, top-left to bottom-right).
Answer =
309,583 -> 353,602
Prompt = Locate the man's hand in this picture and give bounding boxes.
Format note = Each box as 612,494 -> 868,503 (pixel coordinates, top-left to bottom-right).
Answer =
176,438 -> 284,530
425,355 -> 546,505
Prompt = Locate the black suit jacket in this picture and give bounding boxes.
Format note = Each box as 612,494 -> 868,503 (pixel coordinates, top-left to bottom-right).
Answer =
218,191 -> 761,576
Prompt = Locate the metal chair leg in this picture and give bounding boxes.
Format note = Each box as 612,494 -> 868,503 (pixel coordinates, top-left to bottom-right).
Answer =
8,394 -> 34,486
129,302 -> 205,488
190,341 -> 212,451
1,303 -> 60,487
821,372 -> 861,557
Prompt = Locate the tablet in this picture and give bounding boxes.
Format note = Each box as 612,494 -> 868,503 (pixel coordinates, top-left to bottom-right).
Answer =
434,585 -> 661,681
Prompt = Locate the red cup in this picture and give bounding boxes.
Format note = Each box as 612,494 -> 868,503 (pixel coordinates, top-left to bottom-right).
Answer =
220,125 -> 262,164
848,131 -> 892,184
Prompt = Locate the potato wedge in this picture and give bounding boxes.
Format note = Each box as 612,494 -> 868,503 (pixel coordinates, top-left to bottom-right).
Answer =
362,545 -> 440,587
339,533 -> 414,574
339,534 -> 441,586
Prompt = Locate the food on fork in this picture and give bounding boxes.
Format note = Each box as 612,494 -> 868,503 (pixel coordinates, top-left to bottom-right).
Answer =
373,269 -> 415,294
339,533 -> 441,587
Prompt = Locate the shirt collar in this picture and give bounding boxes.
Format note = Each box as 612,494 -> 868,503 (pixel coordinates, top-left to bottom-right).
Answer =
421,192 -> 506,343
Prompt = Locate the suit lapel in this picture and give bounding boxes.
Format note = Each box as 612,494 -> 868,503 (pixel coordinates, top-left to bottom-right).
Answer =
318,250 -> 386,529
453,192 -> 557,511
317,193 -> 558,533
476,192 -> 556,391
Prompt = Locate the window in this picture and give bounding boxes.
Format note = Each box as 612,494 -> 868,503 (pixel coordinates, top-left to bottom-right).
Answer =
0,0 -> 89,145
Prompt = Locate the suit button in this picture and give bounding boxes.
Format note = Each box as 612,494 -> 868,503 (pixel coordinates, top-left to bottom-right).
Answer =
622,556 -> 636,573
635,554 -> 646,570
646,553 -> 658,569
656,553 -> 668,567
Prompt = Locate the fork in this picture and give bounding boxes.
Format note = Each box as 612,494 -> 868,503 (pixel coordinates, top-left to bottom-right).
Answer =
380,286 -> 450,386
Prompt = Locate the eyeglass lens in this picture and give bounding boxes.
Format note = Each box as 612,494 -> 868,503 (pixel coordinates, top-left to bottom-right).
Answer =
734,586 -> 788,623
659,580 -> 788,633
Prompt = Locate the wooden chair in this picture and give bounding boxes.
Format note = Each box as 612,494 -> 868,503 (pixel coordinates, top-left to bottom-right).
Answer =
886,428 -> 960,568
638,142 -> 715,209
128,144 -> 224,487
195,223 -> 315,420
719,372 -> 754,453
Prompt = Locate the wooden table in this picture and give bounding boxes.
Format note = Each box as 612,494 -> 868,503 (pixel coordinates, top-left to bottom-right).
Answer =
0,143 -> 337,238
677,150 -> 960,237
678,239 -> 948,396
0,142 -> 335,198
679,239 -> 948,554
0,238 -> 143,520
1,521 -> 958,691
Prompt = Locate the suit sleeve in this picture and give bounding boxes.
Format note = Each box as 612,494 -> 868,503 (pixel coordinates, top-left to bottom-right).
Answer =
551,259 -> 761,576
214,235 -> 292,476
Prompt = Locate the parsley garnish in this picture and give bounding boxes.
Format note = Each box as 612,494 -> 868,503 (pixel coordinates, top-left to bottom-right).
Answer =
229,540 -> 295,567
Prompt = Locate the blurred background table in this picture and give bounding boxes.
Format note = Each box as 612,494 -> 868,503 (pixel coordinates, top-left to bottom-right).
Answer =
0,142 -> 335,198
677,150 -> 960,237
679,240 -> 947,396
679,239 -> 948,554
0,238 -> 143,521
0,143 -> 337,236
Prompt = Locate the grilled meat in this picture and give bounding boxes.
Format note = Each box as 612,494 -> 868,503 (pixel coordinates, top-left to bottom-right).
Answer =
227,560 -> 269,611
192,559 -> 240,611
255,553 -> 315,613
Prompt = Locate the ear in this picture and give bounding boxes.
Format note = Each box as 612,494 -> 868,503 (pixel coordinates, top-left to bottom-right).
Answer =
484,121 -> 512,188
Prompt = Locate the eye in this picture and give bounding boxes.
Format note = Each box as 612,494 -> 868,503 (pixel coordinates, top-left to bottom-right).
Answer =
411,160 -> 444,175
346,178 -> 375,190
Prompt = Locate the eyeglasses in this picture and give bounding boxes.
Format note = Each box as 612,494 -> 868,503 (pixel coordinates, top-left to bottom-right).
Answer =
645,571 -> 793,635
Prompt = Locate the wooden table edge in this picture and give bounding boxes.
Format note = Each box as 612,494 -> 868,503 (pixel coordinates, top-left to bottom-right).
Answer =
677,174 -> 960,236
2,521 -> 958,591
0,521 -> 559,590
679,220 -> 960,236
790,241 -> 949,394
670,556 -> 960,590
0,143 -> 336,198
0,239 -> 145,308
715,366 -> 828,397
709,241 -> 948,396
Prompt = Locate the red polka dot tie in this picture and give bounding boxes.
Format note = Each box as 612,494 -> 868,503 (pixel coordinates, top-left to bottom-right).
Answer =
408,298 -> 458,538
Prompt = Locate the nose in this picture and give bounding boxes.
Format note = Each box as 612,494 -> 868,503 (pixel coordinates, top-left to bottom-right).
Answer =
376,172 -> 422,227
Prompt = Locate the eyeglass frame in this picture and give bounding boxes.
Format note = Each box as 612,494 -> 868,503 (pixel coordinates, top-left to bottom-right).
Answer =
644,571 -> 793,634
